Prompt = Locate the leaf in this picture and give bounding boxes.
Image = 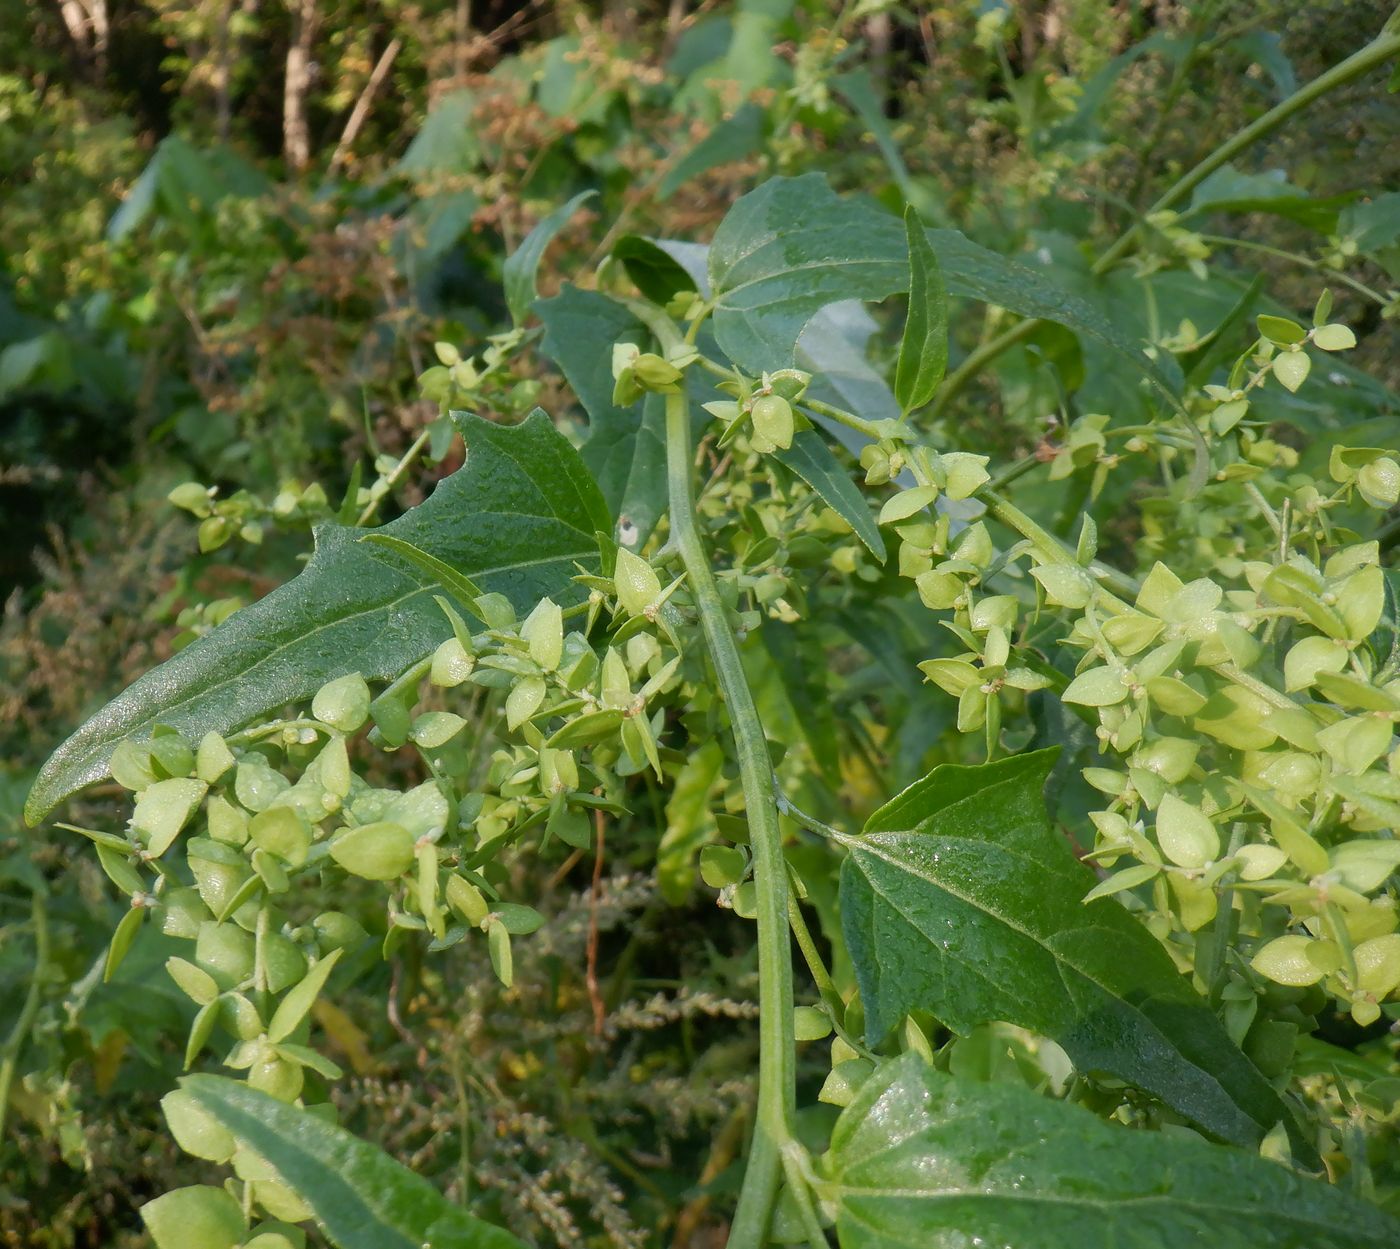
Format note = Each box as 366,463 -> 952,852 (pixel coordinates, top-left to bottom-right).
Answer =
772,431 -> 884,559
1186,165 -> 1349,233
502,190 -> 597,325
357,534 -> 484,608
268,949 -> 343,1043
180,1075 -> 525,1249
708,175 -> 907,377
537,285 -> 667,546
825,1053 -> 1399,1249
395,90 -> 480,177
840,751 -> 1301,1152
831,71 -> 918,206
707,176 -> 1180,405
894,207 -> 948,414
27,412 -> 608,822
658,102 -> 766,200
656,739 -> 724,904
613,235 -> 700,305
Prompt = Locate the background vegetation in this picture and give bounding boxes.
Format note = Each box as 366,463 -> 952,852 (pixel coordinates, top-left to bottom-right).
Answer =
3,1 -> 1398,1245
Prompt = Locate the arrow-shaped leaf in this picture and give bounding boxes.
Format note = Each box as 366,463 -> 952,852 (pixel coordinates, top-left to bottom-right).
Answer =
27,410 -> 608,822
839,750 -> 1301,1152
826,1053 -> 1398,1249
707,175 -> 1181,404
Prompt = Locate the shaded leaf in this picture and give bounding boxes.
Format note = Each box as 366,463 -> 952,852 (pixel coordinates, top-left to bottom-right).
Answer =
658,103 -> 766,200
612,235 -> 698,305
1186,165 -> 1349,233
180,1075 -> 524,1249
537,286 -> 667,546
28,412 -> 607,821
503,190 -> 596,325
773,431 -> 884,559
840,751 -> 1300,1151
826,1053 -> 1397,1249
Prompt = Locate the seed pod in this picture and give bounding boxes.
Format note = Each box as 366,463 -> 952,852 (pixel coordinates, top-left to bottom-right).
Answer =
430,637 -> 475,687
312,910 -> 369,954
632,352 -> 684,391
194,920 -> 256,990
749,394 -> 794,450
311,673 -> 371,733
614,548 -> 661,616
132,778 -> 208,858
140,1184 -> 246,1249
248,1055 -> 304,1102
329,821 -> 415,881
250,806 -> 311,867
161,1089 -> 236,1163
160,887 -> 211,939
262,933 -> 308,995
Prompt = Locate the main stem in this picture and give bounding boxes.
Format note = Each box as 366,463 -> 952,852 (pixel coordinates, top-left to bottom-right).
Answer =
664,391 -> 796,1246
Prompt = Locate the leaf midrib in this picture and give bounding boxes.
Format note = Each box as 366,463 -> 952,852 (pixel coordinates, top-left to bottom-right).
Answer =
837,1185 -> 1352,1236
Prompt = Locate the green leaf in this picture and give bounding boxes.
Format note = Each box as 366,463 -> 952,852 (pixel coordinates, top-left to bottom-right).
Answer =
357,534 -> 484,609
395,90 -> 480,177
179,1075 -> 526,1249
537,286 -> 667,546
825,1053 -> 1399,1249
707,176 -> 1180,405
27,411 -> 608,822
772,432 -> 884,559
831,71 -> 919,207
1186,165 -> 1349,233
141,1184 -> 246,1249
502,190 -> 596,325
267,948 -> 342,1043
841,751 -> 1301,1152
612,235 -> 699,306
656,738 -> 724,904
894,207 -> 948,414
658,102 -> 766,200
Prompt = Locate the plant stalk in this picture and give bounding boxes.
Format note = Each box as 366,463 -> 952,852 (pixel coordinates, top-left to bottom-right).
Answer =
931,20 -> 1400,412
664,390 -> 796,1246
0,890 -> 50,1141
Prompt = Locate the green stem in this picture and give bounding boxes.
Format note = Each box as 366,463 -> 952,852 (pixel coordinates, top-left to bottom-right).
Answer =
930,20 -> 1400,411
1199,235 -> 1391,305
665,390 -> 795,1247
1096,23 -> 1400,275
780,1144 -> 832,1249
0,890 -> 50,1142
358,429 -> 432,526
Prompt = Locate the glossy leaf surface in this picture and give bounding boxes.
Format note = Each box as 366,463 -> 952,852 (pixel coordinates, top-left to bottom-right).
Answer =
894,206 -> 947,413
826,1054 -> 1398,1249
181,1075 -> 525,1249
840,750 -> 1296,1150
28,411 -> 608,821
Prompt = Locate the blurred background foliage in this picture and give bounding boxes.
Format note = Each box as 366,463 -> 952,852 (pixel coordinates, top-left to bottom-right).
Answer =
1,0 -> 1398,1244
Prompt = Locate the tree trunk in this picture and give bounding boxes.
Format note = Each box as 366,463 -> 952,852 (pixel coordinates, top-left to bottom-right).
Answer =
283,0 -> 319,172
